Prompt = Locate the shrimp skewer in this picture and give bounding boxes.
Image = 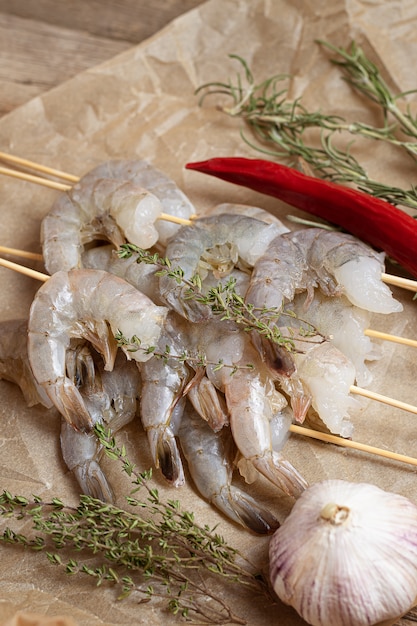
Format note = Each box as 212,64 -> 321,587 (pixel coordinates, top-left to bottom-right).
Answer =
178,403 -> 280,534
27,268 -> 167,432
245,227 -> 402,390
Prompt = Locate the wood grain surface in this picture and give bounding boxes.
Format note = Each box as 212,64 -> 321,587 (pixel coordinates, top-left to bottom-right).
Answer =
0,0 -> 205,117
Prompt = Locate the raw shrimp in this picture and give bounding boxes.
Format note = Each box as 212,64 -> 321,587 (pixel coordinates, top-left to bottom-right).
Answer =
81,245 -> 165,305
42,179 -> 161,274
177,403 -> 280,534
27,268 -> 167,432
85,159 -> 196,247
183,317 -> 308,497
60,348 -> 140,502
279,328 -> 359,437
288,228 -> 402,313
248,228 -> 402,313
0,318 -> 53,409
159,214 -> 286,322
247,227 -> 402,314
139,311 -> 193,487
287,291 -> 379,387
187,374 -> 229,432
206,202 -> 291,228
41,159 -> 196,274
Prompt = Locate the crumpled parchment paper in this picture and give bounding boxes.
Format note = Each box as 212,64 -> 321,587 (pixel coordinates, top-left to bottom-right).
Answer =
0,1 -> 417,624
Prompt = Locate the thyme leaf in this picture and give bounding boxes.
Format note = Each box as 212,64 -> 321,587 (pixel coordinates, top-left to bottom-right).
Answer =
0,426 -> 273,624
117,243 -> 320,356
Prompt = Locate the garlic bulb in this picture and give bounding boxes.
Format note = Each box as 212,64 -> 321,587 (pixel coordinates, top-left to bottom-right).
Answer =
269,479 -> 417,626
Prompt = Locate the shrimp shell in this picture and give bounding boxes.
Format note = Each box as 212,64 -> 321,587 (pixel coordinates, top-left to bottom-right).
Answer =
27,269 -> 167,432
84,159 -> 196,246
206,202 -> 291,228
41,159 -> 196,274
159,214 -> 285,322
60,349 -> 140,502
0,318 -> 53,409
178,403 -> 280,534
246,227 -> 402,314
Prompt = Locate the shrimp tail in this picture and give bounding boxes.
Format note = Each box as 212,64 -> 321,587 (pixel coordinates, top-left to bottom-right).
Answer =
60,420 -> 115,502
50,378 -> 95,432
250,450 -> 308,498
212,485 -> 280,534
72,460 -> 115,503
250,332 -> 296,378
148,427 -> 185,487
186,375 -> 229,431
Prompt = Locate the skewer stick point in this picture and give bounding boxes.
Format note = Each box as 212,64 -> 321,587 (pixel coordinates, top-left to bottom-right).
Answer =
0,166 -> 71,191
0,246 -> 43,262
0,258 -> 49,282
350,384 -> 417,415
158,213 -> 193,226
0,151 -> 79,183
290,424 -> 417,467
364,328 -> 417,349
381,272 -> 417,292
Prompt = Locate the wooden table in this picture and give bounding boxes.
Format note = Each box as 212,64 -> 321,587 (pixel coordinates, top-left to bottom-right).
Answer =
0,0 -> 206,118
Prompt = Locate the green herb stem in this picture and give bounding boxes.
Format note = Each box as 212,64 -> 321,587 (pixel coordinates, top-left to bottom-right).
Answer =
0,425 -> 272,624
196,46 -> 417,211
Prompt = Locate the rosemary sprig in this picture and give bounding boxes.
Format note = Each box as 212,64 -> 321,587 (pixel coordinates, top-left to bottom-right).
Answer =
0,424 -> 273,624
196,48 -> 417,210
320,40 -> 417,148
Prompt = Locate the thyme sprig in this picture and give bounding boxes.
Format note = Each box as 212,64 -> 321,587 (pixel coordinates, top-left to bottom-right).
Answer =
0,424 -> 273,624
118,243 -> 320,354
196,47 -> 417,210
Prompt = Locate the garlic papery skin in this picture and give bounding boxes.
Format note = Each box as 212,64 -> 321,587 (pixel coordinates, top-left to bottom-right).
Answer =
269,479 -> 417,626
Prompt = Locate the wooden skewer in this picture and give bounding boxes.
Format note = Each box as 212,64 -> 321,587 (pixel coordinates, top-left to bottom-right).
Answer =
0,151 -> 79,183
0,246 -> 43,262
381,272 -> 417,293
0,166 -> 72,191
364,328 -> 417,349
350,384 -> 417,415
2,244 -> 415,351
290,424 -> 417,468
0,258 -> 49,282
1,246 -> 416,349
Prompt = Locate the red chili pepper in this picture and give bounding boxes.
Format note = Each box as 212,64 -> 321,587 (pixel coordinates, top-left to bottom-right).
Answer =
186,157 -> 417,279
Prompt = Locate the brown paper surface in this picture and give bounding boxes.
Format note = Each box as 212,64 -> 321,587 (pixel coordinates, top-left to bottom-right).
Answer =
0,1 -> 417,624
